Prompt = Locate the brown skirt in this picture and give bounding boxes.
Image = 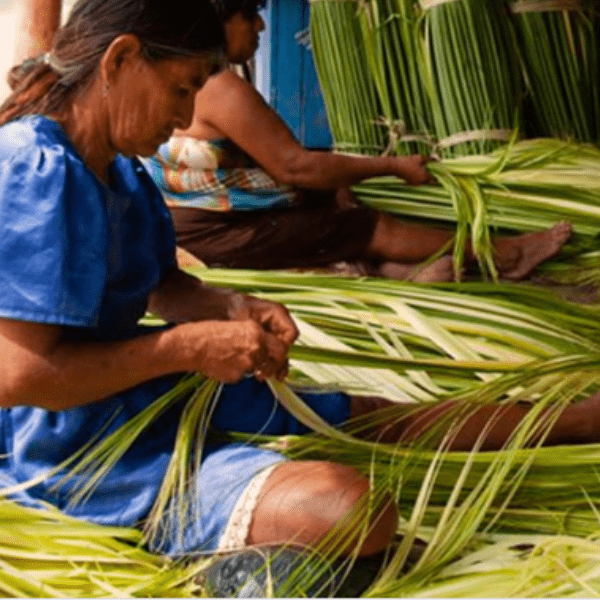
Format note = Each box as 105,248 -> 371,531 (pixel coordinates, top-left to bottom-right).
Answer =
170,203 -> 379,270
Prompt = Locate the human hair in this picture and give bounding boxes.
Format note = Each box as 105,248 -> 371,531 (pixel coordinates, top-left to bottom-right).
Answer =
210,0 -> 267,22
0,0 -> 225,126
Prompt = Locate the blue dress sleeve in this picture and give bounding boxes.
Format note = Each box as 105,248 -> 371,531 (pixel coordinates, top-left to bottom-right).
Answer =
0,143 -> 108,326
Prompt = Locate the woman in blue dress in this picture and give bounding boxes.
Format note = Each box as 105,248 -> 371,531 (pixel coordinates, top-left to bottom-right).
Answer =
3,0 -> 600,596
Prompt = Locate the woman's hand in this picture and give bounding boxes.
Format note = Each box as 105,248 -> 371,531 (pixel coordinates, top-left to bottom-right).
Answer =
227,294 -> 299,348
181,318 -> 290,383
391,155 -> 434,185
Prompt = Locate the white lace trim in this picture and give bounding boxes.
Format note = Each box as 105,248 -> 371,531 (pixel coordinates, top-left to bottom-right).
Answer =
217,463 -> 281,552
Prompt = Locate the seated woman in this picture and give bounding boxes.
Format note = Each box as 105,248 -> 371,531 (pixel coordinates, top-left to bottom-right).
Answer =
3,0 -> 600,597
143,0 -> 571,281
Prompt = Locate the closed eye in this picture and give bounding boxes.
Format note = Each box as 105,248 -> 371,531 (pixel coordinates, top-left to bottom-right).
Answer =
177,86 -> 193,99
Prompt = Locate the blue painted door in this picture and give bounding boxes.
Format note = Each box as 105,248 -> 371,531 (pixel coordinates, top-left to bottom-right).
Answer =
255,0 -> 332,149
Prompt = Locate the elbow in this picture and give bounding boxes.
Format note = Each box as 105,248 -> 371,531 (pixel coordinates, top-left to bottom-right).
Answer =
270,150 -> 315,188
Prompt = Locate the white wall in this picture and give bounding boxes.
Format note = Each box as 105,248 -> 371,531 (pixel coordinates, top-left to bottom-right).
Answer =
0,0 -> 18,103
0,0 -> 76,102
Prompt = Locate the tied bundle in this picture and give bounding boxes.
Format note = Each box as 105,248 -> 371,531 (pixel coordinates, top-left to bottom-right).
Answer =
357,0 -> 434,155
419,0 -> 523,157
309,0 -> 385,155
509,0 -> 600,143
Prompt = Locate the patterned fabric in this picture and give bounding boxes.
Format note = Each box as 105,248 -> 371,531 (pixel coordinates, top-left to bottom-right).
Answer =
142,136 -> 298,211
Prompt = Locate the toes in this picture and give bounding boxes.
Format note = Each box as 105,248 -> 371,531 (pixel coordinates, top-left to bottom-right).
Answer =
411,256 -> 455,283
551,221 -> 572,244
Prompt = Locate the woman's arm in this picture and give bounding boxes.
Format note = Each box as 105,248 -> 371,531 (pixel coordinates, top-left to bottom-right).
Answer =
185,70 -> 431,189
0,271 -> 296,410
147,268 -> 298,347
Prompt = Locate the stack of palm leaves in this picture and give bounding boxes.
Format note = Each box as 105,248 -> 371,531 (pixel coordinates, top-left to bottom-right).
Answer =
310,0 -> 522,157
353,0 -> 434,155
510,0 -> 600,143
0,499 -> 210,598
418,0 -> 523,157
353,137 -> 600,283
309,0 -> 385,155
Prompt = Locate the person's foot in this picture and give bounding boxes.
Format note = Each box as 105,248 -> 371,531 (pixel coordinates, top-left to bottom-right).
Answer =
378,256 -> 455,283
494,222 -> 571,281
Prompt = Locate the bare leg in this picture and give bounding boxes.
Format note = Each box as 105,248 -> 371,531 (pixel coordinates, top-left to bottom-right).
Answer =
366,213 -> 455,264
350,391 -> 600,452
248,460 -> 398,556
377,256 -> 455,283
366,213 -> 571,281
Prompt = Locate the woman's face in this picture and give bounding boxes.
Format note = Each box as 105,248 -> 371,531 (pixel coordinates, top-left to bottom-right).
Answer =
224,10 -> 265,64
107,53 -> 221,157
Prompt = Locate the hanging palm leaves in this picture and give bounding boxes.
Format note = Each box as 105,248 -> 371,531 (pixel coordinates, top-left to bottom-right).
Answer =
509,0 -> 600,143
418,0 -> 523,157
309,0 -> 386,154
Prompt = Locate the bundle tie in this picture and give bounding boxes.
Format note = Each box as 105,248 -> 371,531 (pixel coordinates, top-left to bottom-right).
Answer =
420,0 -> 461,10
510,0 -> 582,12
373,117 -> 435,156
436,129 -> 513,150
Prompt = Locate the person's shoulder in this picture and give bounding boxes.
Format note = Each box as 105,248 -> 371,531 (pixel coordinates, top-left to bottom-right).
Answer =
0,115 -> 68,156
198,68 -> 258,106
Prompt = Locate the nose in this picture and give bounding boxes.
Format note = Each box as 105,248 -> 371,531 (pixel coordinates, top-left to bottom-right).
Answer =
255,14 -> 265,32
174,94 -> 196,130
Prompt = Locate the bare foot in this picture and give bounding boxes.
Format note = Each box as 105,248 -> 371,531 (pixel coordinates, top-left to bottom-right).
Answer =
378,256 -> 455,282
493,222 -> 571,281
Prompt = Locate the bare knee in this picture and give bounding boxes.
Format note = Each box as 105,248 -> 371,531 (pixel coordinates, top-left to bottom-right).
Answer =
247,461 -> 398,556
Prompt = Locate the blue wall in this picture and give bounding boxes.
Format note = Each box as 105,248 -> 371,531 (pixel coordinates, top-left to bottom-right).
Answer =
255,0 -> 332,149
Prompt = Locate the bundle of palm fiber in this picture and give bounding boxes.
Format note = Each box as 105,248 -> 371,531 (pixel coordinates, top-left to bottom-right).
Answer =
352,0 -> 434,155
417,0 -> 523,157
309,0 -> 385,155
509,0 -> 600,143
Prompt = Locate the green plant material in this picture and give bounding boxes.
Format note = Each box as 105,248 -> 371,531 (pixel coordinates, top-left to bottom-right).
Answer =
357,0 -> 434,155
509,0 -> 600,143
419,0 -> 523,157
143,379 -> 222,549
352,137 -> 600,282
190,268 -> 600,398
309,0 -> 385,154
0,498 -> 210,598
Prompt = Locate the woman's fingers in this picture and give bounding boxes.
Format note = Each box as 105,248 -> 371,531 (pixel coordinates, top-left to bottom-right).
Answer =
252,332 -> 289,382
187,319 -> 290,384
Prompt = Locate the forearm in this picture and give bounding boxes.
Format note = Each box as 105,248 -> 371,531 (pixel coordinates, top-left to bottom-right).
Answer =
0,324 -> 198,411
279,152 -> 400,190
148,268 -> 243,323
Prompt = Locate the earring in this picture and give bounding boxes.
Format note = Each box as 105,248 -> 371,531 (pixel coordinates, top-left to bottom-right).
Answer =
103,82 -> 109,97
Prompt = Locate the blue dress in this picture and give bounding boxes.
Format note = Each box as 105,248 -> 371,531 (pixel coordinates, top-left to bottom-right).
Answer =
0,116 -> 350,554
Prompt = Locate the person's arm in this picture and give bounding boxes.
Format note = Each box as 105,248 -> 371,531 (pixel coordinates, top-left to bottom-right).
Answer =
187,69 -> 431,189
0,271 -> 296,411
13,0 -> 61,64
147,268 -> 298,347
